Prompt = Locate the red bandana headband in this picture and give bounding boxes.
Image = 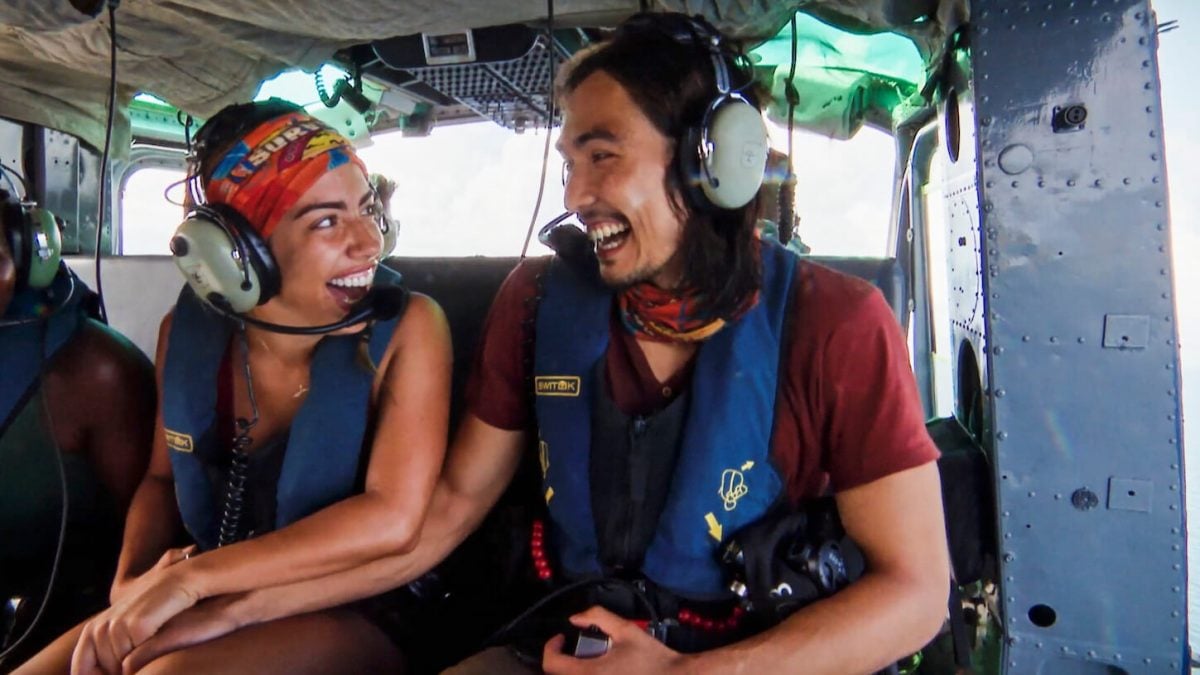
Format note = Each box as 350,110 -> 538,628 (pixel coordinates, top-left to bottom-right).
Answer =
203,113 -> 367,238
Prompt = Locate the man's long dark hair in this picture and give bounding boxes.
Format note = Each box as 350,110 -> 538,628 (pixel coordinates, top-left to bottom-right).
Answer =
557,13 -> 763,320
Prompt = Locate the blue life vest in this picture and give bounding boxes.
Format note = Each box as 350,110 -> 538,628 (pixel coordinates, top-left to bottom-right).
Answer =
534,241 -> 798,599
1,265 -> 90,433
162,268 -> 405,551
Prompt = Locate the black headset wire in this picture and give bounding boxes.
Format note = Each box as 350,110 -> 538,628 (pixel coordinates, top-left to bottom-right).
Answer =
0,161 -> 30,200
0,323 -> 70,665
519,0 -> 557,260
483,577 -> 661,650
781,15 -> 799,245
217,327 -> 260,547
93,1 -> 120,324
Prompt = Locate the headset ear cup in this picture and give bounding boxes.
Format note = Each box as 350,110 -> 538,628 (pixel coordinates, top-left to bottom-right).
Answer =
677,123 -> 715,213
697,98 -> 768,210
379,214 -> 398,258
170,204 -> 279,313
25,207 -> 63,290
234,215 -> 281,303
3,199 -> 32,291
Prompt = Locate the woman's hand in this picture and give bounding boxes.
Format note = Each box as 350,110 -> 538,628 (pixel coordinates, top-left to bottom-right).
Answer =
121,594 -> 248,674
109,545 -> 195,605
72,564 -> 202,675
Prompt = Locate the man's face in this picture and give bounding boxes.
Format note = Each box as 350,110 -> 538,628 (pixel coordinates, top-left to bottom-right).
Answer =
558,71 -> 688,289
0,211 -> 15,317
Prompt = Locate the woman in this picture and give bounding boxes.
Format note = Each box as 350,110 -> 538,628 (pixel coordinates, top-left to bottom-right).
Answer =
17,100 -> 451,674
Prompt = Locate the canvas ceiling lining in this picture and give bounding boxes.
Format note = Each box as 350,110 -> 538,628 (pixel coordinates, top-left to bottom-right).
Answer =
0,0 -> 952,151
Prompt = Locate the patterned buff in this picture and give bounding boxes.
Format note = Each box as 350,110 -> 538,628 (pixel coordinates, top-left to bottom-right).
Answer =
618,283 -> 759,343
204,113 -> 367,237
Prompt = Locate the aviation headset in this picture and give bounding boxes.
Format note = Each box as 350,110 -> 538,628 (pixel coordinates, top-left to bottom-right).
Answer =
2,189 -> 63,292
616,13 -> 769,212
170,103 -> 397,315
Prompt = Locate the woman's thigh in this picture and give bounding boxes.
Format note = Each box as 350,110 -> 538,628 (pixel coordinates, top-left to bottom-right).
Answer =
134,609 -> 402,675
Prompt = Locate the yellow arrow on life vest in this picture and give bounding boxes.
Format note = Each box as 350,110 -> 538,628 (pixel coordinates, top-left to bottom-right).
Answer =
545,487 -> 555,504
705,512 -> 723,542
741,460 -> 754,471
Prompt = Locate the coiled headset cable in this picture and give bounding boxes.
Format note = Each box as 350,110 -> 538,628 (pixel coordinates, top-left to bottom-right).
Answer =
217,328 -> 259,548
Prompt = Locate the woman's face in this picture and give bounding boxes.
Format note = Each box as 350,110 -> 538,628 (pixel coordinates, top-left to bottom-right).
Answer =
262,163 -> 383,323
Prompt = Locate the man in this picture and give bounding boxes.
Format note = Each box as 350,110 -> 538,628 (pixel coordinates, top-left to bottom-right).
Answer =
0,187 -> 155,664
122,13 -> 948,675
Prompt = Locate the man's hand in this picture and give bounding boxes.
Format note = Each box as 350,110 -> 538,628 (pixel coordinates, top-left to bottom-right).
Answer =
72,566 -> 201,674
109,545 -> 195,605
120,594 -> 246,674
541,606 -> 693,675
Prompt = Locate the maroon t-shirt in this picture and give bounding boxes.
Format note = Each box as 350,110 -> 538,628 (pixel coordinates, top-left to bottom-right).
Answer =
464,256 -> 939,503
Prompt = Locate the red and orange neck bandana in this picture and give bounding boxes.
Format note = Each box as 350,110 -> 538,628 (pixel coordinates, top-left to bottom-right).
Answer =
618,284 -> 759,343
203,113 -> 367,238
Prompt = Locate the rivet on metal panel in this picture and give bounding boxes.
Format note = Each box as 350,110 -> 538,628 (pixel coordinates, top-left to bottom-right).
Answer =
1087,650 -> 1097,658
994,346 -> 1004,354
1123,177 -> 1132,185
1149,129 -> 1157,138
995,389 -> 1006,397
1144,657 -> 1152,664
1022,335 -> 1031,342
1049,336 -> 1059,343
998,431 -> 1008,440
1157,223 -> 1165,230
1028,491 -> 1036,498
1003,553 -> 1014,563
1004,532 -> 1011,539
1037,179 -> 1045,187
1139,37 -> 1147,45
1071,488 -> 1099,510
1151,154 -> 1159,162
1146,105 -> 1154,113
1054,493 -> 1062,500
1093,179 -> 1102,187
1144,82 -> 1153,90
1070,17 -> 1079,25
1011,180 -> 1019,188
1077,337 -> 1085,344
1172,527 -> 1180,534
1170,504 -> 1178,510
1174,586 -> 1181,592
1152,176 -> 1160,183
1067,179 -> 1076,187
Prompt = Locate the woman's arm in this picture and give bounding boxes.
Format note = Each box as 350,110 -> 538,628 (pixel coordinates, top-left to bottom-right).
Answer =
77,294 -> 451,664
121,413 -> 528,673
109,314 -> 183,603
177,293 -> 452,595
